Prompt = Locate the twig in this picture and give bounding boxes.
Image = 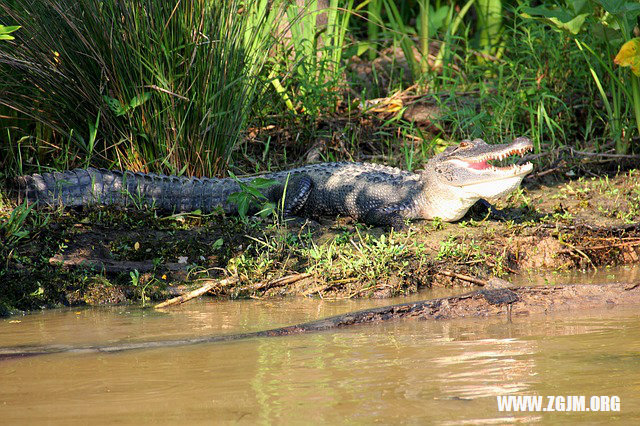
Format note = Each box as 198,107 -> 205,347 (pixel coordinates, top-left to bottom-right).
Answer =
557,240 -> 595,268
154,277 -> 237,309
560,240 -> 640,252
144,84 -> 190,101
569,147 -> 640,159
302,277 -> 357,296
249,272 -> 312,292
435,270 -> 488,286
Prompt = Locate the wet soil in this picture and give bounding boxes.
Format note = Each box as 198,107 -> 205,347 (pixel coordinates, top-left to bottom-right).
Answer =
1,168 -> 639,313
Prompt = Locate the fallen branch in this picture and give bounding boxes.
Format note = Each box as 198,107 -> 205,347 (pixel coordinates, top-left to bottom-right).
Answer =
435,270 -> 488,286
49,255 -> 185,274
154,277 -> 238,309
248,272 -> 312,292
560,240 -> 640,252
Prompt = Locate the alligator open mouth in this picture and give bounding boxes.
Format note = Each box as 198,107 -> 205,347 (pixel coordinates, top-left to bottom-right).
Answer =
463,144 -> 533,173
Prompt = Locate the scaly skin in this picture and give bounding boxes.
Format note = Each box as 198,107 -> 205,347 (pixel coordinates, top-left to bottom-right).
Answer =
12,138 -> 534,227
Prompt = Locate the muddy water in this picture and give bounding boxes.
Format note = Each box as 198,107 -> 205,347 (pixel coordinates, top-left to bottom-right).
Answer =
2,267 -> 639,424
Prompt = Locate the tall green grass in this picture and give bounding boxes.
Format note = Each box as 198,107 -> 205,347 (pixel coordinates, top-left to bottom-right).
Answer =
0,0 -> 279,176
269,0 -> 354,116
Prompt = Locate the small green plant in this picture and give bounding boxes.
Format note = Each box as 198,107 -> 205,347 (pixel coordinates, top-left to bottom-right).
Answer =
269,0 -> 355,116
0,200 -> 35,246
378,0 -> 477,81
304,228 -> 409,286
523,1 -> 640,152
129,269 -> 152,307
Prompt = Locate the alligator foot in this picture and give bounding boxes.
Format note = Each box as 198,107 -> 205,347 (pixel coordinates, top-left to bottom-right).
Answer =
475,198 -> 509,221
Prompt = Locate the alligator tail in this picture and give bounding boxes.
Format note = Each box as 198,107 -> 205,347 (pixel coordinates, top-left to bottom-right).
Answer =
11,168 -> 242,213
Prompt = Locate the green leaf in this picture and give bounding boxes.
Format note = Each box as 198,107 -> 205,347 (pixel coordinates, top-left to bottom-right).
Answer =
0,25 -> 20,40
570,0 -> 593,15
257,202 -> 276,218
593,0 -> 640,16
129,92 -> 151,109
549,13 -> 589,35
236,196 -> 250,219
244,185 -> 265,200
212,238 -> 224,250
103,95 -> 128,116
0,25 -> 21,32
250,177 -> 278,189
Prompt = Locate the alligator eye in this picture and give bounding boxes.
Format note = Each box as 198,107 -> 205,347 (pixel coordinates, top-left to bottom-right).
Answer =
458,141 -> 471,149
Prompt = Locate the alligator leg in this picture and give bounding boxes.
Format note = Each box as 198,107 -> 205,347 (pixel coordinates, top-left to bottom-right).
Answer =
283,175 -> 313,216
265,174 -> 314,217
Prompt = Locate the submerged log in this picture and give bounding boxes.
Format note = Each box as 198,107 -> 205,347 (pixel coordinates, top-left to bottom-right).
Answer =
1,282 -> 638,360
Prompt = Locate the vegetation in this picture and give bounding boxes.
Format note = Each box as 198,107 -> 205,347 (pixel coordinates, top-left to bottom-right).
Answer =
2,0 -> 639,180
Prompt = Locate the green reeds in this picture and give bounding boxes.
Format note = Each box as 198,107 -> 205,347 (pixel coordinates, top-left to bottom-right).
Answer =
0,0 -> 278,176
270,0 -> 354,116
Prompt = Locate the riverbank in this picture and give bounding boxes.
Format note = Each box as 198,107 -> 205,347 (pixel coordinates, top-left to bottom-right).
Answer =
1,165 -> 638,315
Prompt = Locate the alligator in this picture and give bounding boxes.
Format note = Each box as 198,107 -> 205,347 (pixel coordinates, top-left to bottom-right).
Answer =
12,137 -> 533,227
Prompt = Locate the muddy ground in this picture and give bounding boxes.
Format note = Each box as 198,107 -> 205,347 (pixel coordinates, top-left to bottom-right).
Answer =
1,167 -> 639,315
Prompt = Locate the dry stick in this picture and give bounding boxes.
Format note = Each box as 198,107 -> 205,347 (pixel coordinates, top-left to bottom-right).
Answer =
557,240 -> 595,268
435,270 -> 488,286
154,277 -> 238,309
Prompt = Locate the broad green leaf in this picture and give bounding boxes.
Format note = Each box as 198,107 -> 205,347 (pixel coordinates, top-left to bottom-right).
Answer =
570,0 -> 593,15
614,38 -> 640,76
212,238 -> 224,250
244,185 -> 266,200
430,5 -> 450,34
522,6 -> 574,22
236,196 -> 250,219
257,202 -> 276,218
593,0 -> 640,15
548,13 -> 589,35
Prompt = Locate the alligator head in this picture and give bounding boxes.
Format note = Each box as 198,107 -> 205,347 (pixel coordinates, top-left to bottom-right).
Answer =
420,137 -> 533,221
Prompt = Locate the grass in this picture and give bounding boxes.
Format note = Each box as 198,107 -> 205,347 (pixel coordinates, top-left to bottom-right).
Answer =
0,0 -> 278,177
1,1 -> 637,180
